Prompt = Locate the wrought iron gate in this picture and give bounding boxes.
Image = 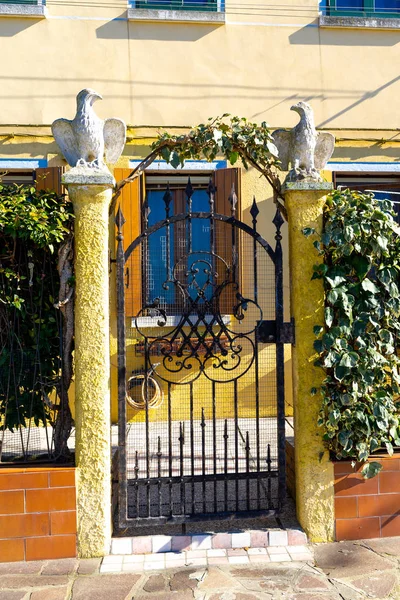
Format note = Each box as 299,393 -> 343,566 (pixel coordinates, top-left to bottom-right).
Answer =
116,178 -> 289,527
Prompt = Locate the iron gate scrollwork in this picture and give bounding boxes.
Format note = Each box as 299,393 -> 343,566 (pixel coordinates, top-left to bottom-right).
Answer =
116,178 -> 289,527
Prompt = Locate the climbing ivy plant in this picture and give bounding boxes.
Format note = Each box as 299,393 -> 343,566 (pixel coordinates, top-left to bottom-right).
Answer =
306,189 -> 400,478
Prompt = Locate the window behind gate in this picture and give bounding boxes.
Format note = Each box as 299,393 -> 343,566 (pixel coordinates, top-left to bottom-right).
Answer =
334,171 -> 400,224
115,167 -> 241,318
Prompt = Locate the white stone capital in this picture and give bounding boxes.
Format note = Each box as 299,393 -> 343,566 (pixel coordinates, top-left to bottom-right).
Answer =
62,165 -> 115,187
282,181 -> 333,193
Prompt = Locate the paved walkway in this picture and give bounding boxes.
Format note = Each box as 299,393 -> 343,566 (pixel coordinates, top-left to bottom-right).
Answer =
0,538 -> 400,600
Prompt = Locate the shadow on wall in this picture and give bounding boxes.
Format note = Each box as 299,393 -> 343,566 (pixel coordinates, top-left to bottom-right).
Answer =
96,16 -> 218,41
0,17 -> 38,37
316,74 -> 400,127
289,23 -> 400,46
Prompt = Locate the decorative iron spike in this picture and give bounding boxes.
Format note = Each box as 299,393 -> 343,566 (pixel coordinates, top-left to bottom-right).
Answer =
228,183 -> 238,216
185,176 -> 194,201
157,436 -> 162,458
179,421 -> 185,443
207,177 -> 216,211
142,196 -> 151,222
266,443 -> 271,470
163,184 -> 172,216
115,207 -> 126,231
250,196 -> 259,226
207,177 -> 216,197
134,450 -> 139,478
223,419 -> 229,440
272,207 -> 284,231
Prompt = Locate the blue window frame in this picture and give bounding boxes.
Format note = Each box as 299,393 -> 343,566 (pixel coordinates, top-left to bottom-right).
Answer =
321,0 -> 400,17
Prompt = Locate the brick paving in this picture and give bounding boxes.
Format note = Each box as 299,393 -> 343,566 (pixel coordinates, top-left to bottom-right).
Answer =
0,539 -> 399,599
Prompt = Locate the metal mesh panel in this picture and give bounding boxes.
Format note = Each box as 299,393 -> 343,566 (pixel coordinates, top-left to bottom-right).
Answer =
0,242 -> 71,463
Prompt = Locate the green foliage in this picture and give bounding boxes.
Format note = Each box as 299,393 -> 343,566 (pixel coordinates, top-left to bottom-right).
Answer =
112,113 -> 285,214
152,115 -> 281,183
0,183 -> 73,433
310,189 -> 400,468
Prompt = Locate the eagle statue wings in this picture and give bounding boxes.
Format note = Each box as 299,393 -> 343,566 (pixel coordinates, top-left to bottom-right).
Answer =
272,101 -> 335,183
52,89 -> 126,168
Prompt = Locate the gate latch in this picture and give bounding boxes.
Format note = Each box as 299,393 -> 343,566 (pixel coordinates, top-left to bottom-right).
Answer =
257,318 -> 295,344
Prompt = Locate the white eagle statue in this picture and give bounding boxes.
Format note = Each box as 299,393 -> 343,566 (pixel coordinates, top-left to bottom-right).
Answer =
52,88 -> 126,169
272,101 -> 335,183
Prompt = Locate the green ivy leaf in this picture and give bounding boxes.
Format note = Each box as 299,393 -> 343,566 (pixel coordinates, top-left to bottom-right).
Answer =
170,151 -> 181,169
314,339 -> 323,353
385,441 -> 394,456
376,235 -> 388,251
349,255 -> 370,280
325,273 -> 347,289
229,151 -> 239,165
339,352 -> 358,368
370,438 -> 379,453
322,333 -> 335,350
361,461 -> 383,479
325,307 -> 334,328
379,329 -> 393,344
361,279 -> 380,294
334,364 -> 351,381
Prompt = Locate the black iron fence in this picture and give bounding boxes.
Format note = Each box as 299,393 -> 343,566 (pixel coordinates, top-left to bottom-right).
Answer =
0,241 -> 73,464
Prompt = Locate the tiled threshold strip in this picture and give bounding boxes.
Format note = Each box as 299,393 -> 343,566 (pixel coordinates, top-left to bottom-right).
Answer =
103,529 -> 312,572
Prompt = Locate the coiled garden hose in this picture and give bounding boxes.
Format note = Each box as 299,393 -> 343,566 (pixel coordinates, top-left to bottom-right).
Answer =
125,371 -> 163,410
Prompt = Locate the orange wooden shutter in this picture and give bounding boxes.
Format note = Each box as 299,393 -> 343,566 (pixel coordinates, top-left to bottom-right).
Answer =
35,167 -> 65,196
213,168 -> 241,314
114,168 -> 142,317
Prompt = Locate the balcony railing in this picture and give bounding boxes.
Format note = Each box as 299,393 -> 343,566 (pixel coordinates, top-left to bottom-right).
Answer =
0,0 -> 41,4
320,0 -> 400,19
133,0 -> 218,11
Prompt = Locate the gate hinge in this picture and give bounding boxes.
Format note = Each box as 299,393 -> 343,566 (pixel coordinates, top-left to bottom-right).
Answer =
257,317 -> 295,345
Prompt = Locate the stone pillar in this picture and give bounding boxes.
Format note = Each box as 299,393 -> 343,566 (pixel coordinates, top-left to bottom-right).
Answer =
283,181 -> 335,543
63,167 -> 114,558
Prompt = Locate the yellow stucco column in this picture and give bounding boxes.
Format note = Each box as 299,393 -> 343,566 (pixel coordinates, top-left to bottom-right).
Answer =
63,167 -> 114,558
284,181 -> 335,543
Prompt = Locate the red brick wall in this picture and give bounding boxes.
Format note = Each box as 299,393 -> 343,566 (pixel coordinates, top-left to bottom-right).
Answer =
0,466 -> 77,562
334,455 -> 400,541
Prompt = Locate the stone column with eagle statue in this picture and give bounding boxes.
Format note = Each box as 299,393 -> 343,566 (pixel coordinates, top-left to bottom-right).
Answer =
51,88 -> 126,556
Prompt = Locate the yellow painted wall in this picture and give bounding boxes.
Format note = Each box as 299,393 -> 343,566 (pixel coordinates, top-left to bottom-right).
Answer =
1,1 -> 400,130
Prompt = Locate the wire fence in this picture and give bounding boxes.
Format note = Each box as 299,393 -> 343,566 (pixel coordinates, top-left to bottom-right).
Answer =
0,240 -> 73,464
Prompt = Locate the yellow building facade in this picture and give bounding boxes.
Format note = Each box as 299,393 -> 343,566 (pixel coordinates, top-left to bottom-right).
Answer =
2,0 -> 400,546
1,0 -> 400,416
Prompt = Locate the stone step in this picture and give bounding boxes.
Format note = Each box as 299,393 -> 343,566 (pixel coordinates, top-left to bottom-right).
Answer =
110,528 -> 307,555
